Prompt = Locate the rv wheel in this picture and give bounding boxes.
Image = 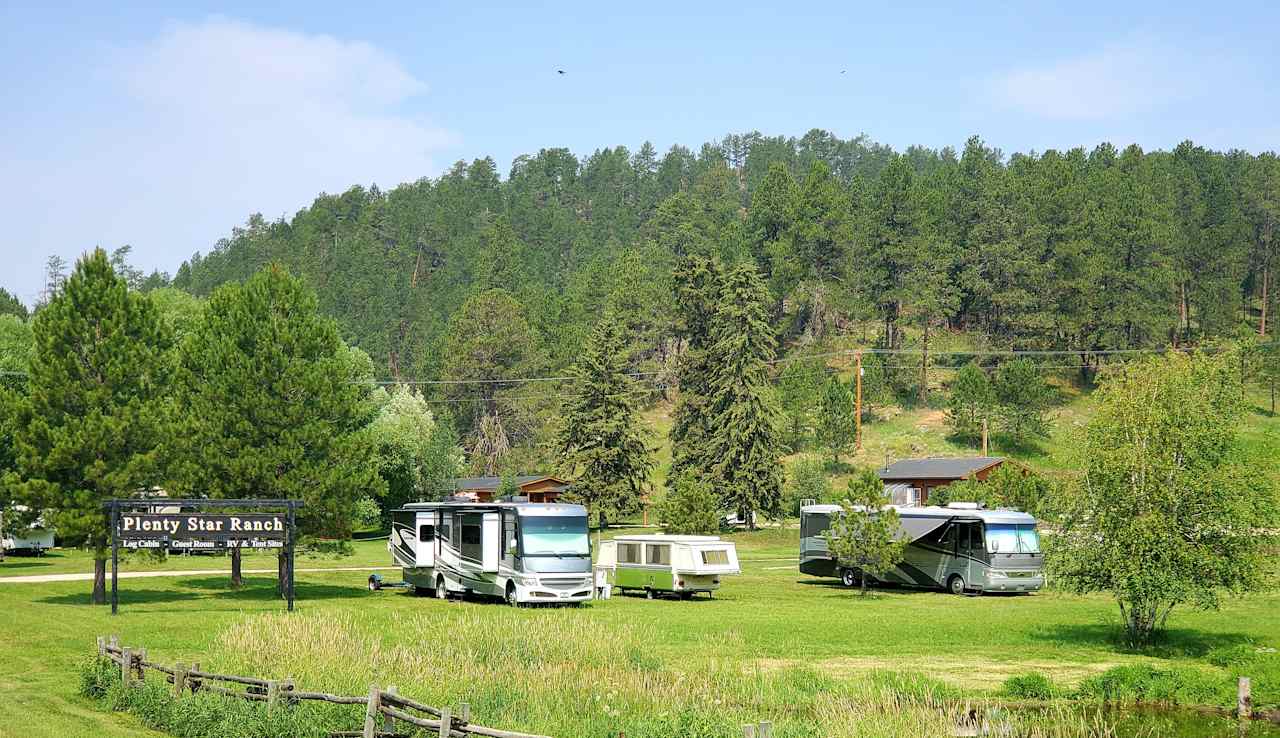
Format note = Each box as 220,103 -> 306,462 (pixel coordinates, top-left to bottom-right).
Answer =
435,577 -> 448,600
367,575 -> 380,592
947,574 -> 966,596
644,588 -> 655,600
505,582 -> 518,607
840,568 -> 858,588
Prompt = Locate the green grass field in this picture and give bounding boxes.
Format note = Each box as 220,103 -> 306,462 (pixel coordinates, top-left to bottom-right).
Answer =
4,530 -> 1279,738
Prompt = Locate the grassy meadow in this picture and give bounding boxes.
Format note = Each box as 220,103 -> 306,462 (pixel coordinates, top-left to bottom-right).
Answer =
4,529 -> 1280,738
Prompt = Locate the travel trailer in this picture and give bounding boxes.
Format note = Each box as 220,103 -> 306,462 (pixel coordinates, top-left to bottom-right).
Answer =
596,534 -> 740,599
387,499 -> 593,605
1,507 -> 54,555
799,503 -> 1043,594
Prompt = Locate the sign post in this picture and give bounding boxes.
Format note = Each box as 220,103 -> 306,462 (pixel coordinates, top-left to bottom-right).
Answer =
106,499 -> 303,615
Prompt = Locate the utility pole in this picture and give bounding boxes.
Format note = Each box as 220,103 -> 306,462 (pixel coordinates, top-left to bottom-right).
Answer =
855,351 -> 863,451
981,418 -> 989,456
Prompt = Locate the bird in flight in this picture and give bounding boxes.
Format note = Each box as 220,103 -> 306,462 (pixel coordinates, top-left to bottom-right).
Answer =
557,69 -> 566,75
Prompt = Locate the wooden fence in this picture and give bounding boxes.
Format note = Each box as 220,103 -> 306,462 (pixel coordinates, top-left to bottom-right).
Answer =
97,636 -> 551,738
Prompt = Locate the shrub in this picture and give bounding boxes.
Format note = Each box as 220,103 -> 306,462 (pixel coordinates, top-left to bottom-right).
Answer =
782,458 -> 831,516
1001,672 -> 1056,700
654,475 -> 721,535
1075,663 -> 1233,706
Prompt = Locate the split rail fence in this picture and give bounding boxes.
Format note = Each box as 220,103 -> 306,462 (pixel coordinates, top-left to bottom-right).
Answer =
97,636 -> 551,738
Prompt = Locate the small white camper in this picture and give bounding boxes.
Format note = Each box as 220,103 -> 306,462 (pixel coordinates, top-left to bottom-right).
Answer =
596,534 -> 740,599
2,507 -> 54,555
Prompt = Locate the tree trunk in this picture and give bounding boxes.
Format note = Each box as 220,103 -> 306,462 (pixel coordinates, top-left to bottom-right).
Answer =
1261,264 -> 1269,338
1179,282 -> 1189,342
92,558 -> 107,605
230,547 -> 243,589
919,320 -> 929,405
859,571 -> 867,597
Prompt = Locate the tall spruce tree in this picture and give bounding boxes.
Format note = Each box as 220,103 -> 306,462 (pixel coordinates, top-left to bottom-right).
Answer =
945,361 -> 995,442
168,265 -> 382,588
5,249 -> 171,604
669,256 -> 725,482
558,316 -> 653,527
705,263 -> 784,525
816,375 -> 857,465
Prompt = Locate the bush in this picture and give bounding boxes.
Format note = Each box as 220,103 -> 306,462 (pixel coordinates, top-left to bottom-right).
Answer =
782,458 -> 831,516
1075,663 -> 1233,706
1001,672 -> 1057,700
654,475 -> 721,535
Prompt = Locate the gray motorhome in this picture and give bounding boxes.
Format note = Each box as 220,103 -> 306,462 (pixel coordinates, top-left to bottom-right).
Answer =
389,500 -> 593,605
800,503 -> 1043,594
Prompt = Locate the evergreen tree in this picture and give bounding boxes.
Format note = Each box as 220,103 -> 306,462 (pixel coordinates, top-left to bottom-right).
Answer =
0,288 -> 27,319
168,265 -> 382,587
994,359 -> 1052,444
558,316 -> 653,527
5,249 -> 171,604
776,357 -> 824,451
669,256 -> 724,482
825,469 -> 908,596
704,263 -> 784,525
816,375 -> 857,464
945,362 -> 995,442
654,474 -> 720,535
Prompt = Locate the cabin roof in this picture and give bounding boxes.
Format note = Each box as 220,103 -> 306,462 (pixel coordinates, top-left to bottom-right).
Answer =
877,456 -> 1005,481
449,475 -> 569,491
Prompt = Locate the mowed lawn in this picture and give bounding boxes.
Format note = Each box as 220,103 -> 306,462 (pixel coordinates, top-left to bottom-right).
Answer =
3,532 -> 1279,738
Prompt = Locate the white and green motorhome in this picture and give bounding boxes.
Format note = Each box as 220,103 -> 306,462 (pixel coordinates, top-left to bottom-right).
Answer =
596,534 -> 740,599
800,503 -> 1044,594
389,499 -> 594,605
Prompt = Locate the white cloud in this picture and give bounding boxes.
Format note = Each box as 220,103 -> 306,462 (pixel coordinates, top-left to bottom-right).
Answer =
990,37 -> 1201,121
0,18 -> 455,303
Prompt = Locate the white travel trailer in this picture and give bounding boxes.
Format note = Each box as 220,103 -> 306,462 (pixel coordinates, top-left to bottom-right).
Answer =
800,503 -> 1044,594
1,507 -> 54,555
387,499 -> 593,605
596,534 -> 740,599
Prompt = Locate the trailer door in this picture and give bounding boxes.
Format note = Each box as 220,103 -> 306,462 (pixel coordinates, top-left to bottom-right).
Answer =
481,512 -> 501,573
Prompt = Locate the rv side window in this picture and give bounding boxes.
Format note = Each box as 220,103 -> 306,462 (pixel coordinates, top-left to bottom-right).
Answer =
461,515 -> 483,560
440,515 -> 452,545
646,544 -> 670,565
617,543 -> 641,564
419,525 -> 435,542
701,549 -> 729,565
939,524 -> 957,552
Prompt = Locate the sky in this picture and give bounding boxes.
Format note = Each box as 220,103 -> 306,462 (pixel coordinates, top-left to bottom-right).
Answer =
2,1 -> 1277,306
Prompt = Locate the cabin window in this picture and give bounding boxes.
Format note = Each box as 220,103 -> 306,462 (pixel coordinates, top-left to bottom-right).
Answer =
461,514 -> 483,561
701,549 -> 729,565
617,543 -> 641,564
418,524 -> 435,543
646,544 -> 671,566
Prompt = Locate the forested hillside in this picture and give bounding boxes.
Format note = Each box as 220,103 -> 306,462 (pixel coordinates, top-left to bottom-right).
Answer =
171,131 -> 1279,386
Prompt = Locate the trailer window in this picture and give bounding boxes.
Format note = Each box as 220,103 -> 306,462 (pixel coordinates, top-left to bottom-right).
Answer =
418,525 -> 434,542
701,549 -> 729,565
440,516 -> 452,546
646,544 -> 670,565
617,543 -> 641,564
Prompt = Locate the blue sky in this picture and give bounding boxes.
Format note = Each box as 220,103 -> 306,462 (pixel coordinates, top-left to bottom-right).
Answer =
2,1 -> 1277,305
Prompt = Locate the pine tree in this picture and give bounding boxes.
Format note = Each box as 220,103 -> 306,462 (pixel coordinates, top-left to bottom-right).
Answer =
704,263 -> 784,525
946,362 -> 995,442
669,256 -> 724,482
168,265 -> 382,588
5,249 -> 171,604
558,316 -> 653,527
816,375 -> 857,465
0,288 -> 27,320
776,357 -> 824,451
825,469 -> 907,596
994,359 -> 1052,444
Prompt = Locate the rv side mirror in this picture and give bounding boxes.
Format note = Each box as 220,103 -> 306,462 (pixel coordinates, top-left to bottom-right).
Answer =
507,538 -> 518,553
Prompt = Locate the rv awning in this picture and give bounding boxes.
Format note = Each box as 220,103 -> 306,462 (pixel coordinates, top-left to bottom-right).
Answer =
894,513 -> 952,543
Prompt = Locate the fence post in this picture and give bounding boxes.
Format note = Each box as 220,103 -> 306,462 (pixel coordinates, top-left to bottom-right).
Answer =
1239,676 -> 1252,719
459,702 -> 470,724
383,685 -> 397,733
757,721 -> 773,738
741,725 -> 756,738
362,684 -> 380,738
97,636 -> 106,658
438,706 -> 451,738
120,647 -> 133,687
266,680 -> 280,708
189,662 -> 201,693
173,662 -> 187,697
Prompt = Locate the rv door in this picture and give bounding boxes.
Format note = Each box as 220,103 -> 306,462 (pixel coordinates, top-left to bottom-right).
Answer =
482,512 -> 501,573
416,511 -> 436,568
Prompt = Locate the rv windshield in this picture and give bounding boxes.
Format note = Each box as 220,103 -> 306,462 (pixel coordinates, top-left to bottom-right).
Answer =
986,524 -> 1040,554
521,515 -> 590,557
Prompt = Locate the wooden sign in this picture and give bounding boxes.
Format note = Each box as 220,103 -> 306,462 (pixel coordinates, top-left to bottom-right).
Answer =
117,514 -> 286,541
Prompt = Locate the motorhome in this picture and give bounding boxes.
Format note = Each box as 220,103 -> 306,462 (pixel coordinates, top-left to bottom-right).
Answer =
388,499 -> 593,605
596,534 -> 740,599
800,503 -> 1043,594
